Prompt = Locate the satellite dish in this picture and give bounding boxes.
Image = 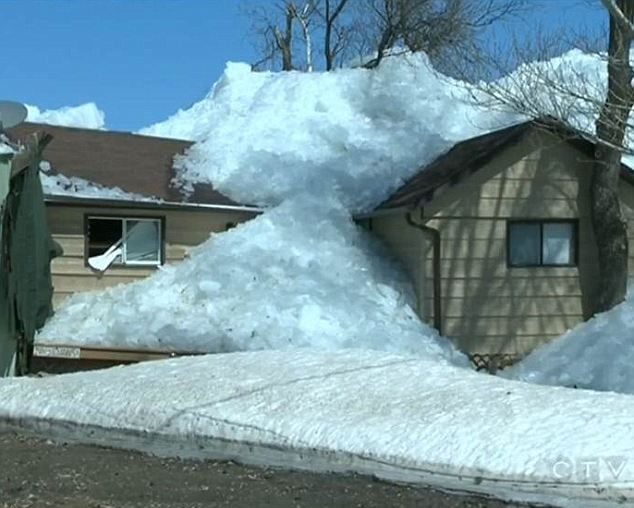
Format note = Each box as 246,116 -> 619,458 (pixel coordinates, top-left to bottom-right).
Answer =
0,101 -> 27,129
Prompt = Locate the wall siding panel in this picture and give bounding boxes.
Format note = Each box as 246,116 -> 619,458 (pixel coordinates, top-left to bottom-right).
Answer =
47,204 -> 256,309
418,131 -> 605,357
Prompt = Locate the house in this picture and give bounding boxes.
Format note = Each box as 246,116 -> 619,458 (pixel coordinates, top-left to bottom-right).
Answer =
6,123 -> 260,311
363,119 -> 634,370
9,119 -> 634,372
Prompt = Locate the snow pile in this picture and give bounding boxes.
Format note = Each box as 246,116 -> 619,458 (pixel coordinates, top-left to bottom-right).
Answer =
26,102 -> 105,129
503,292 -> 634,394
2,350 -> 634,507
481,49 -> 634,166
143,54 -> 520,211
39,195 -> 466,365
39,161 -> 160,202
142,50 -> 631,211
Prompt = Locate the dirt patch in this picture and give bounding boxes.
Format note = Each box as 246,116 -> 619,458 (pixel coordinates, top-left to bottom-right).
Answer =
0,431 -> 546,508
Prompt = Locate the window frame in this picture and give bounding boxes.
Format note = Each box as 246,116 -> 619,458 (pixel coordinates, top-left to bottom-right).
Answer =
506,219 -> 578,268
84,214 -> 166,269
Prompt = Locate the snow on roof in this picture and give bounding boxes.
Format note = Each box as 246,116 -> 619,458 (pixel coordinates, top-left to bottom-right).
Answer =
39,161 -> 161,202
0,140 -> 14,155
8,122 -> 241,207
25,102 -> 105,130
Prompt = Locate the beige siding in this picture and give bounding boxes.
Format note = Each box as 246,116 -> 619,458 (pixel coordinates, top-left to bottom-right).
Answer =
47,204 -> 256,308
373,130 -> 634,359
370,214 -> 435,323
425,132 -> 600,356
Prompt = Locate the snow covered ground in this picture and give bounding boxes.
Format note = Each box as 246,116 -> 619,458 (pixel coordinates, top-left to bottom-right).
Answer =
1,350 -> 634,507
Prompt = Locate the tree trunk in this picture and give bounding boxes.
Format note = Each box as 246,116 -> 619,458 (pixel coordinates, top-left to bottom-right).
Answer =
274,4 -> 295,71
591,147 -> 629,313
591,0 -> 634,314
324,0 -> 334,70
324,0 -> 349,71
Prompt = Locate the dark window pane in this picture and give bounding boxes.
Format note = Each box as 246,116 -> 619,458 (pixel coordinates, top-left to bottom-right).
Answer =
509,223 -> 541,266
87,218 -> 123,262
543,223 -> 574,265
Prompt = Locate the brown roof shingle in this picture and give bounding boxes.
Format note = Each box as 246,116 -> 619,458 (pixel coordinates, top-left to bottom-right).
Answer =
6,122 -> 241,207
376,119 -> 634,211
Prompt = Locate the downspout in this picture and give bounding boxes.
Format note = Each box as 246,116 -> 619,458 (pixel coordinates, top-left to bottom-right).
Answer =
406,211 -> 442,335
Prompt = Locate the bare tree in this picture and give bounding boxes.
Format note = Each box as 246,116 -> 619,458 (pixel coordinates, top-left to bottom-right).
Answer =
292,2 -> 317,71
351,0 -> 525,69
323,0 -> 351,70
244,0 -> 523,71
246,1 -> 295,71
465,1 -> 634,315
244,0 -> 320,71
592,0 -> 634,312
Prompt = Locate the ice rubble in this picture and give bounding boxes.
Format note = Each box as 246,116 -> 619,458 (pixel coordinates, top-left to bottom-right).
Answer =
39,195 -> 467,365
26,102 -> 105,129
142,50 -> 629,210
143,54 -> 520,211
503,291 -> 634,394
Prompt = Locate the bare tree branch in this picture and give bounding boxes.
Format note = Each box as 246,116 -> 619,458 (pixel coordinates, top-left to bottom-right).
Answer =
601,0 -> 634,39
324,0 -> 350,70
245,0 -> 523,72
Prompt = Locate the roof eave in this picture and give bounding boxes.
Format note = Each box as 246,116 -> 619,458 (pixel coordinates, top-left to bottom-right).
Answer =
354,205 -> 411,220
44,194 -> 265,213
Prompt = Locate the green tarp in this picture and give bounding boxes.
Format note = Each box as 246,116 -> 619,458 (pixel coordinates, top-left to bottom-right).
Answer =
0,135 -> 59,376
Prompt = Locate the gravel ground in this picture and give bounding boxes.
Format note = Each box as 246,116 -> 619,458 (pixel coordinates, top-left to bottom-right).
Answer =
0,431 -> 549,508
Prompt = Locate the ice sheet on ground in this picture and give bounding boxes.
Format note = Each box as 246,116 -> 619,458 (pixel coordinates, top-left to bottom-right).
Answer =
1,350 -> 634,507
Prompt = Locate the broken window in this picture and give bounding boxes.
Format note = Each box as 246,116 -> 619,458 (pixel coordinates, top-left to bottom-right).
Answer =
86,216 -> 163,271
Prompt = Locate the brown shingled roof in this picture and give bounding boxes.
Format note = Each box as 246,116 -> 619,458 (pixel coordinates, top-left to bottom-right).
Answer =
6,122 -> 241,207
376,119 -> 634,211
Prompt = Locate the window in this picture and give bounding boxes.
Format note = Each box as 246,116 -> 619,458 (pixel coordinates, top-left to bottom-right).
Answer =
507,220 -> 577,267
86,216 -> 163,270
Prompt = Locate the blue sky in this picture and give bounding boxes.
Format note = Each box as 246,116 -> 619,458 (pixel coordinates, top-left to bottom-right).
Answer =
0,0 -> 606,132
